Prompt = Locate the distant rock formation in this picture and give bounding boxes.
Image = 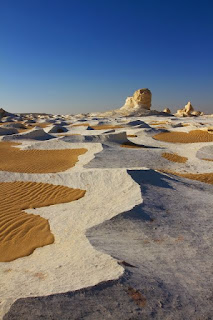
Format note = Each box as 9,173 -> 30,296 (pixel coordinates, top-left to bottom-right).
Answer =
0,108 -> 7,119
0,108 -> 16,120
98,88 -> 172,117
163,108 -> 171,114
120,88 -> 152,114
175,102 -> 203,117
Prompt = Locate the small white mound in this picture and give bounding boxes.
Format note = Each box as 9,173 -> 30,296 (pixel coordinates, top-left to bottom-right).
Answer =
125,120 -> 150,128
23,119 -> 36,124
3,128 -> 54,141
62,131 -> 128,144
2,123 -> 27,129
46,125 -> 68,133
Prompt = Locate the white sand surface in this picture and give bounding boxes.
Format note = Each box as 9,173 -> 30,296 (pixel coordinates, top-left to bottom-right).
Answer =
0,114 -> 213,319
0,140 -> 141,318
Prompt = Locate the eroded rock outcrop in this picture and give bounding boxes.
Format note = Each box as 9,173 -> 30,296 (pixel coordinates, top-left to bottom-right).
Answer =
163,108 -> 171,114
120,88 -> 152,114
99,88 -> 170,117
175,102 -> 203,117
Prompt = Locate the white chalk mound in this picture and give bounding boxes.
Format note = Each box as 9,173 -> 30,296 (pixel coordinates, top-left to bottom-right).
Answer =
46,125 -> 68,133
62,131 -> 128,144
3,127 -> 54,140
2,123 -> 27,129
0,127 -> 18,135
125,120 -> 150,128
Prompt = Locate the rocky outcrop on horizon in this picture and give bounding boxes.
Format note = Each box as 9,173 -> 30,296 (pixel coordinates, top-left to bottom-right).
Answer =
99,88 -> 172,117
119,88 -> 152,114
0,108 -> 16,120
175,102 -> 203,117
163,108 -> 171,114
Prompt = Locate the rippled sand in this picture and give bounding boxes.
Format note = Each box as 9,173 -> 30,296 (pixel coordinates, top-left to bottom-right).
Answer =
0,142 -> 87,173
162,152 -> 188,163
160,170 -> 213,184
153,130 -> 213,143
91,125 -> 124,130
0,181 -> 85,262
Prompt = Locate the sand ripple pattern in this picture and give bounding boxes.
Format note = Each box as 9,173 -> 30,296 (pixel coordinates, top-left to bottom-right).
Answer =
160,170 -> 213,185
0,142 -> 87,173
0,181 -> 85,262
162,152 -> 188,163
153,130 -> 213,143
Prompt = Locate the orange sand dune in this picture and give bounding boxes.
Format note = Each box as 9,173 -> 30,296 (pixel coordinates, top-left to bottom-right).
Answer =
153,130 -> 213,143
0,142 -> 87,173
0,181 -> 85,262
162,152 -> 188,163
160,170 -> 213,185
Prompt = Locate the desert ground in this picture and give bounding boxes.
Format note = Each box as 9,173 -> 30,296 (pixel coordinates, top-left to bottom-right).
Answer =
0,105 -> 213,319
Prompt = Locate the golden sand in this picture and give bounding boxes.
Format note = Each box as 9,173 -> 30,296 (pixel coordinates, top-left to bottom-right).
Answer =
0,142 -> 87,173
58,133 -> 81,136
182,123 -> 190,127
150,121 -> 169,125
0,181 -> 85,262
72,123 -> 90,127
71,123 -> 123,130
120,141 -> 144,148
0,122 -> 49,129
91,125 -> 124,130
160,170 -> 213,185
153,130 -> 213,143
162,152 -> 188,163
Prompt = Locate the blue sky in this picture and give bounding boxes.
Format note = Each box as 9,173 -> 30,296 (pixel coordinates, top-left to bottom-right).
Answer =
0,0 -> 213,114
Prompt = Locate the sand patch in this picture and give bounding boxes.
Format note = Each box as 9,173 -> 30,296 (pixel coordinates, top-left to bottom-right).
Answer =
150,121 -> 168,125
58,133 -> 81,137
0,181 -> 85,262
91,125 -> 124,130
160,170 -> 213,185
153,130 -> 213,143
72,123 -> 90,127
162,152 -> 188,163
120,141 -> 144,148
0,142 -> 87,173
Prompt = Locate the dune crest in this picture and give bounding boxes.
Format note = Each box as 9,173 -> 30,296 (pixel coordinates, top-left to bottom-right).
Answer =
0,181 -> 86,262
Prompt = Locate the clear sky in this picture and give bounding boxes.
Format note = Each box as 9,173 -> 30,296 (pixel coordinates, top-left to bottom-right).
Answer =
1,0 -> 213,114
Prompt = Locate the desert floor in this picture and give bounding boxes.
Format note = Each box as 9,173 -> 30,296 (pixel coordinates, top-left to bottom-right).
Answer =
0,113 -> 213,319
